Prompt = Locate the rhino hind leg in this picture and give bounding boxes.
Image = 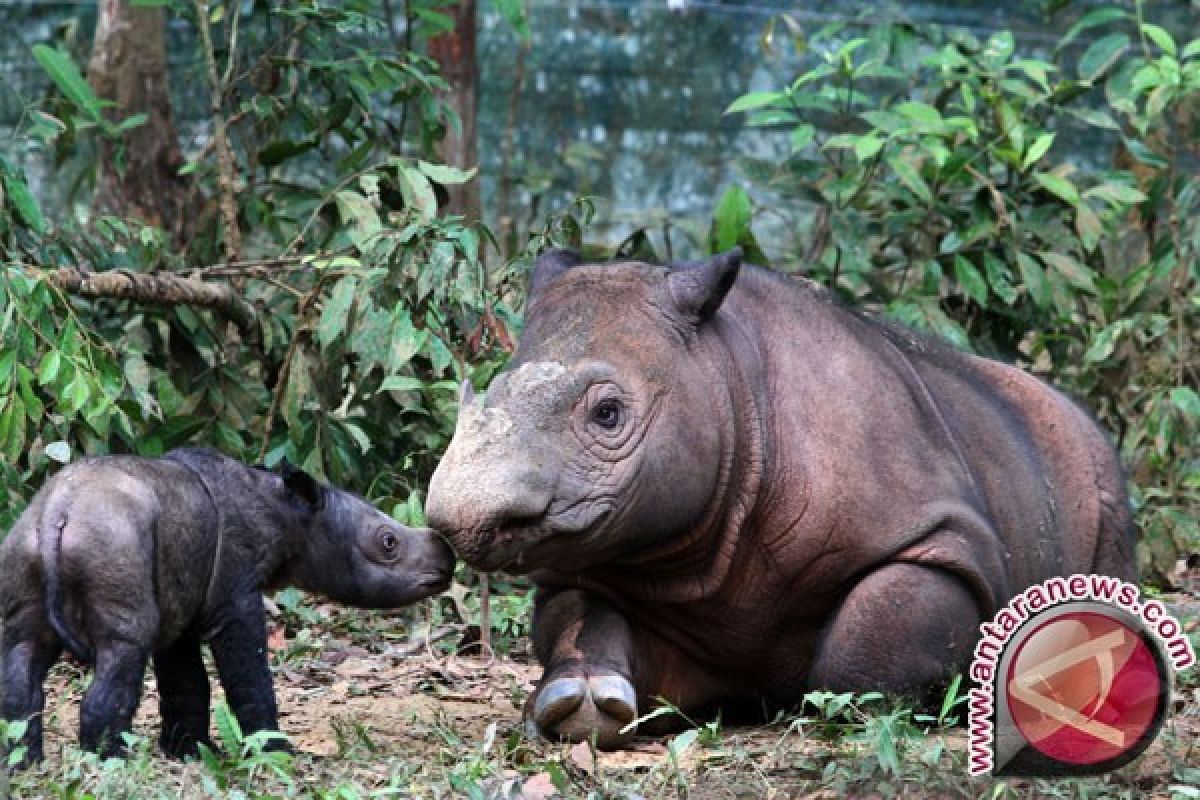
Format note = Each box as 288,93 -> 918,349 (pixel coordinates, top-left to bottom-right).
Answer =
1,609 -> 62,767
154,635 -> 214,759
809,562 -> 981,699
79,639 -> 151,758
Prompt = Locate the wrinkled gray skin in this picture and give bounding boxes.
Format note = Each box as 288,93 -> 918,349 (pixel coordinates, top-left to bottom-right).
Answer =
425,248 -> 1136,749
0,448 -> 453,765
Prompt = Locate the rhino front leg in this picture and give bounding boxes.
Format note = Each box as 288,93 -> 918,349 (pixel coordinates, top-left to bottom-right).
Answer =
527,588 -> 642,749
79,639 -> 151,758
1,608 -> 61,767
154,635 -> 214,759
809,562 -> 981,696
208,593 -> 285,747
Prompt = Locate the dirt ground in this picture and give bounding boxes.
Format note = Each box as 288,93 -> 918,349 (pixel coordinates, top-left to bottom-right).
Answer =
15,593 -> 1200,798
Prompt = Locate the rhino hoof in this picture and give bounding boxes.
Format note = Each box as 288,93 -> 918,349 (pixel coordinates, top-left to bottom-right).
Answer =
530,673 -> 637,749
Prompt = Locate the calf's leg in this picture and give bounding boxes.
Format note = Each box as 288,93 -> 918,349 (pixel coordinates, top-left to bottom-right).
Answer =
208,593 -> 286,749
1,607 -> 61,766
79,639 -> 151,758
154,635 -> 214,758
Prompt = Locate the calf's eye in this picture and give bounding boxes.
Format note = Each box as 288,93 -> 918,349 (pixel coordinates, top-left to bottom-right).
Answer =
380,531 -> 399,553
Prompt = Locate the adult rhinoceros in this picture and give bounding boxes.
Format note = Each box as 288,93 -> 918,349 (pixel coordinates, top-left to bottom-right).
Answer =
425,248 -> 1136,748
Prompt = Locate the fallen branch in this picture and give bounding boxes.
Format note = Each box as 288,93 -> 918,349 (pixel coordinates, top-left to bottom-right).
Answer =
44,267 -> 257,331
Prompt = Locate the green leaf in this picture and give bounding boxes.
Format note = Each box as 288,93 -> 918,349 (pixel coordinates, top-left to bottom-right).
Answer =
790,123 -> 815,151
894,101 -> 944,131
114,113 -> 148,133
36,350 -> 61,385
1182,40 -> 1200,60
1075,203 -> 1103,252
1033,171 -> 1080,206
31,45 -> 106,122
1084,182 -> 1148,206
1078,33 -> 1130,82
853,134 -> 884,161
668,728 -> 699,761
984,253 -> 1018,305
398,167 -> 438,223
258,136 -> 318,167
725,91 -> 788,115
888,156 -> 932,205
317,276 -> 358,349
1083,319 -> 1132,363
1016,253 -> 1052,310
1058,8 -> 1129,53
1039,251 -> 1097,293
494,0 -> 530,39
1170,387 -> 1200,419
214,701 -> 243,752
379,375 -> 425,392
334,191 -> 382,251
713,184 -> 752,252
417,160 -> 477,185
954,255 -> 988,305
44,441 -> 71,463
1022,132 -> 1055,171
0,167 -> 47,234
1140,24 -> 1176,56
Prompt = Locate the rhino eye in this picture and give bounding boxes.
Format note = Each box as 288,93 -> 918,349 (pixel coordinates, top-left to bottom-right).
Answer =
590,398 -> 622,430
379,531 -> 399,554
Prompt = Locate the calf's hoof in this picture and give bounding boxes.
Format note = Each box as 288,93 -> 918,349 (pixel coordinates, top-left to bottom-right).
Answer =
527,673 -> 637,750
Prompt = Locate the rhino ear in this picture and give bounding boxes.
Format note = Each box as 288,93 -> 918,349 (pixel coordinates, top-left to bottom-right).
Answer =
529,248 -> 582,297
667,247 -> 742,322
281,460 -> 325,511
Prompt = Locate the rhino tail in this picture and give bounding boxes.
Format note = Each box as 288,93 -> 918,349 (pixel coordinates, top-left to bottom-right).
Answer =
38,508 -> 93,663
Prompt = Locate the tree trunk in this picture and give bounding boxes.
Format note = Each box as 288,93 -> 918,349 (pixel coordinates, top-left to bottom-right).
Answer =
428,0 -> 480,222
88,0 -> 191,245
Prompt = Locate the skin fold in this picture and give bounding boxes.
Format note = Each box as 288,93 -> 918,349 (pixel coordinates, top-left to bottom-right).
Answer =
424,248 -> 1136,749
0,448 -> 454,765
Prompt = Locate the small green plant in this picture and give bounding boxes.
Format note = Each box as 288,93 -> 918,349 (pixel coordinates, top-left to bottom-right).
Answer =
1,718 -> 29,770
197,701 -> 295,794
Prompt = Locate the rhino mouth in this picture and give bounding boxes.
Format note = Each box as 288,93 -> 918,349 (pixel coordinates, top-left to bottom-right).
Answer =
465,507 -> 614,573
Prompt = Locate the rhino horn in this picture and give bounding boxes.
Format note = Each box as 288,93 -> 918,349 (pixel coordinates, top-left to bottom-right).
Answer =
459,379 -> 476,409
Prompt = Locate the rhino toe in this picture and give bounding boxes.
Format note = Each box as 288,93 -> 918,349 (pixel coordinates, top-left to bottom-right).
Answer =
588,674 -> 637,725
534,677 -> 589,726
528,672 -> 637,750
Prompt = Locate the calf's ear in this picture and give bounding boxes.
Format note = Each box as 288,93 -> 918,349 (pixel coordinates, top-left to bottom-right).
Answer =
529,248 -> 582,298
667,247 -> 742,322
281,460 -> 325,510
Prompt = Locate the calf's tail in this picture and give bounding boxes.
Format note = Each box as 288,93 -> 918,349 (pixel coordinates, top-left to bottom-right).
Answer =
38,509 -> 93,663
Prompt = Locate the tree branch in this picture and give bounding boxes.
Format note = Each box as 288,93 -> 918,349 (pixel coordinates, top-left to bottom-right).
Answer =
42,267 -> 257,331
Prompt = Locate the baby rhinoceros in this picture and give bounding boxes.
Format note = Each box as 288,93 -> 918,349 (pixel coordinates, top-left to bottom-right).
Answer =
0,448 -> 454,765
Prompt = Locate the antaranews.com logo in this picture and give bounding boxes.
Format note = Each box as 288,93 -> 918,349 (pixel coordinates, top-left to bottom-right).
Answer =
968,573 -> 1195,777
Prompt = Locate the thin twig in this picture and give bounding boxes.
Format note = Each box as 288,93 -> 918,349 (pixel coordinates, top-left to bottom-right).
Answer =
195,0 -> 244,264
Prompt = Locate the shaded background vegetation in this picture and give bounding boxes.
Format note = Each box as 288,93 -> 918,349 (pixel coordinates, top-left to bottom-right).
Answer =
0,0 -> 1196,643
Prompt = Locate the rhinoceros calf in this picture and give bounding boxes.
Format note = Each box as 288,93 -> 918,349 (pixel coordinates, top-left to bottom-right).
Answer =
425,248 -> 1136,748
0,448 -> 453,764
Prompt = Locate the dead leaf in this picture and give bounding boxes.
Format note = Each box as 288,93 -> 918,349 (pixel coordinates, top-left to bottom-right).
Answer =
520,771 -> 559,800
568,740 -> 595,774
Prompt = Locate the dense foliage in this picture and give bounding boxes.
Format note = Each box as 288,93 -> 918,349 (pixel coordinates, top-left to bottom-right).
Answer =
0,0 -> 1195,607
710,6 -> 1198,582
0,0 -> 530,531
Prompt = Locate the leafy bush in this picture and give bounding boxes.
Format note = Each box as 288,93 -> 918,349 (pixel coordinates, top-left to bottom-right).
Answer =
717,5 -> 1198,582
0,1 -> 521,531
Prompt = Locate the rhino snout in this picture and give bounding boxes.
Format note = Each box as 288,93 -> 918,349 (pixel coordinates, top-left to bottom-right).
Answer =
426,458 -> 556,569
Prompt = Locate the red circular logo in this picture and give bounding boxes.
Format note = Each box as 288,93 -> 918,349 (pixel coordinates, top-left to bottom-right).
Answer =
1005,611 -> 1165,766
